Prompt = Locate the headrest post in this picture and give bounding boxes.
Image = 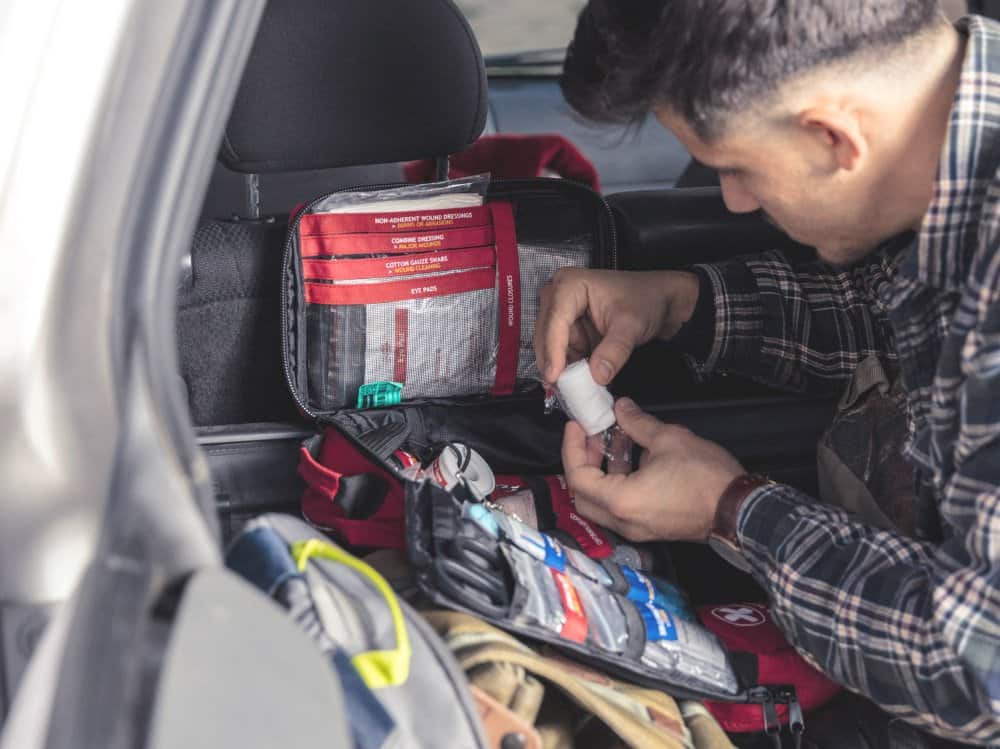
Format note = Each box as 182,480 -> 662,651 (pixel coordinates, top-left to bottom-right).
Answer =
433,156 -> 450,182
244,173 -> 261,219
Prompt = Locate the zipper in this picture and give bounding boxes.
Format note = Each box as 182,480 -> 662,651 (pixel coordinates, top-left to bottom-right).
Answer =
280,177 -> 619,420
746,685 -> 804,749
484,178 -> 618,269
777,685 -> 805,749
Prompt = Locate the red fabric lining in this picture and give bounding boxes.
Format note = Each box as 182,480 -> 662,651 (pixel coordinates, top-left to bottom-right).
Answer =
404,134 -> 601,192
299,430 -> 408,550
304,267 -> 495,305
545,475 -> 613,559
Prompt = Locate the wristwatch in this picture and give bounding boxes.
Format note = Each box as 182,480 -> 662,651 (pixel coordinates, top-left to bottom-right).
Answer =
707,474 -> 772,572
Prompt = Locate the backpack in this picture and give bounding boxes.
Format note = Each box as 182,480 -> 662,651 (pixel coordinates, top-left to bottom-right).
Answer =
226,514 -> 488,749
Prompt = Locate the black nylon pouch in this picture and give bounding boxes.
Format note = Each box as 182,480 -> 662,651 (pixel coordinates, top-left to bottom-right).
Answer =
405,479 -> 759,704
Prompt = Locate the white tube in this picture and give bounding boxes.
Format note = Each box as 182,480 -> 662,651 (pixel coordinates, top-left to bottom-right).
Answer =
556,360 -> 616,436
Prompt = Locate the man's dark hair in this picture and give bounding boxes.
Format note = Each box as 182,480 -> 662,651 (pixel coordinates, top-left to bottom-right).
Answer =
561,0 -> 943,140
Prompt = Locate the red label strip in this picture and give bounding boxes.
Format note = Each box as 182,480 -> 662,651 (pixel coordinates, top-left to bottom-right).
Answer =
301,246 -> 495,282
545,475 -> 613,559
490,202 -> 520,397
304,267 -> 495,305
551,568 -> 589,644
393,308 -> 408,382
300,225 -> 495,258
300,205 -> 492,236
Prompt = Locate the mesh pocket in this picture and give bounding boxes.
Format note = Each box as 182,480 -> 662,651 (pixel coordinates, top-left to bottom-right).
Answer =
363,288 -> 497,398
306,303 -> 365,412
516,245 -> 590,382
305,267 -> 498,409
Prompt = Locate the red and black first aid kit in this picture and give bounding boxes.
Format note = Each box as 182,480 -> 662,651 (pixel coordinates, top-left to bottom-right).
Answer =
698,603 -> 841,738
286,175 -> 602,411
281,174 -> 832,740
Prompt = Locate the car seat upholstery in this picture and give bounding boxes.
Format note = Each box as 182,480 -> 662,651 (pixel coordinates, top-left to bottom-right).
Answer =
178,0 -> 489,426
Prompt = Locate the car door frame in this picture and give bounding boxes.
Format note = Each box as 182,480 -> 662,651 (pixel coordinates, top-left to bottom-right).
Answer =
0,0 -> 265,744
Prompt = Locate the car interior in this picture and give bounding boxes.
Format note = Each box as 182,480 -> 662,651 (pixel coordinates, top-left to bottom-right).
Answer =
9,0 -> 997,744
178,0 -> 830,613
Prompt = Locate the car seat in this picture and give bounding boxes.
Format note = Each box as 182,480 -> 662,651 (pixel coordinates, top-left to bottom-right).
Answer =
178,0 -> 488,427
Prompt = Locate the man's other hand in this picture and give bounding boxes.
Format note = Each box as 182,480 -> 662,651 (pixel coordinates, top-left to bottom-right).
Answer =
563,398 -> 744,542
533,268 -> 699,386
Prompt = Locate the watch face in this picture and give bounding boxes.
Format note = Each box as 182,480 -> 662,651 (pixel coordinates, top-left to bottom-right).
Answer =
708,536 -> 753,573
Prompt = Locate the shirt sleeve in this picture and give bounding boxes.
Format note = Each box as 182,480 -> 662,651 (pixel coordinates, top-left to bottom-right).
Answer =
677,249 -> 897,395
736,479 -> 1000,743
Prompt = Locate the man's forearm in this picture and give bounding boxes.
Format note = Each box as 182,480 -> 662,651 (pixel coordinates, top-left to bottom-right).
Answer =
672,249 -> 896,395
735,484 -> 1000,744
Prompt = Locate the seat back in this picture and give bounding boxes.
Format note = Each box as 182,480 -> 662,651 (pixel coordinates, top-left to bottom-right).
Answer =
180,0 -> 489,426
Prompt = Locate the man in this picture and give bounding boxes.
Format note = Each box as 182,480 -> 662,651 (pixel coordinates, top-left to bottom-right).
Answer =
535,1 -> 1000,743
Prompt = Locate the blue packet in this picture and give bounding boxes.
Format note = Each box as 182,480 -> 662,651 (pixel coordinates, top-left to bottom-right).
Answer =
637,601 -> 679,642
495,513 -> 566,572
621,566 -> 697,622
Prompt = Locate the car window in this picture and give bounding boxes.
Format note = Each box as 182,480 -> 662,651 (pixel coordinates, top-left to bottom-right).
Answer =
452,0 -> 692,194
454,0 -> 585,58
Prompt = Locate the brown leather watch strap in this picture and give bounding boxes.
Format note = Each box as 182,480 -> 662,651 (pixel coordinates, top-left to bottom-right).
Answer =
711,474 -> 771,544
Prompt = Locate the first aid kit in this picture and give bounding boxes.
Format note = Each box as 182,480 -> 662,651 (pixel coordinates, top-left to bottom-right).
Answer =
282,174 -> 816,743
408,479 -> 744,701
288,175 -> 594,410
696,603 -> 840,739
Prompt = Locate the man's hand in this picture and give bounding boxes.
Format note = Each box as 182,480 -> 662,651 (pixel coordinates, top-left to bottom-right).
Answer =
564,398 -> 744,542
534,268 -> 699,386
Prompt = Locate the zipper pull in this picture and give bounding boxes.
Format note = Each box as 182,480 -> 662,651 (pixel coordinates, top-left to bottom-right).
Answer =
763,693 -> 782,749
770,685 -> 805,749
786,687 -> 805,749
747,686 -> 782,747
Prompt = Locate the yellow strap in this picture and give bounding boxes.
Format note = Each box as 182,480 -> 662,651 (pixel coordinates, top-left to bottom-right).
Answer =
291,539 -> 411,689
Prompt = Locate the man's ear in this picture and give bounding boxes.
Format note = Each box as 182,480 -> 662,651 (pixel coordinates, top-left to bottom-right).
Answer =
798,106 -> 868,172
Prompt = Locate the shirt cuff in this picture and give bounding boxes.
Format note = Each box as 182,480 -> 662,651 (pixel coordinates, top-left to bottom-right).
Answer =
669,266 -> 715,361
683,260 -> 765,379
734,482 -> 811,576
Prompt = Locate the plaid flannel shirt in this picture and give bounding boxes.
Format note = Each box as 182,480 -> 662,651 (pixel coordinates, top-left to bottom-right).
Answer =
686,16 -> 1000,744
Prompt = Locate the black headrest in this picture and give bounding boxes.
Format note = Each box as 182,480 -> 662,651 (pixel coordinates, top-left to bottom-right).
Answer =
221,0 -> 488,173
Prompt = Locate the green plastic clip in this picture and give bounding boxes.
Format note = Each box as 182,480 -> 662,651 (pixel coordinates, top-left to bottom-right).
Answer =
357,381 -> 403,409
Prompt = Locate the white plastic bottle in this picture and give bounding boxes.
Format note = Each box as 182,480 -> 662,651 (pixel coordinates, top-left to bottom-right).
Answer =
555,359 -> 633,474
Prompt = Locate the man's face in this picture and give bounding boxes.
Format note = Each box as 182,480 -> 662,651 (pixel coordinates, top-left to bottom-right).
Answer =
655,108 -> 892,265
